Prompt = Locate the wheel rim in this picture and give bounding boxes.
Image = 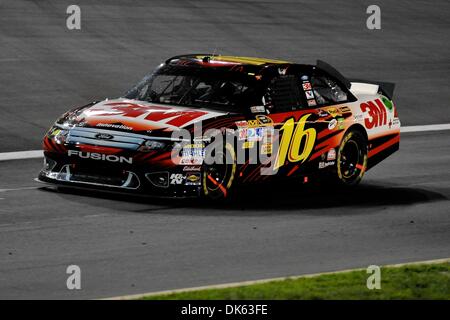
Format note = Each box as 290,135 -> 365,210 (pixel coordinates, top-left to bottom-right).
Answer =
204,157 -> 229,195
203,144 -> 236,199
340,140 -> 360,179
337,132 -> 367,185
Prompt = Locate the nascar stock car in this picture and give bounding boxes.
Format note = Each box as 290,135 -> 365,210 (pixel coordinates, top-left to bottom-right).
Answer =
38,54 -> 400,199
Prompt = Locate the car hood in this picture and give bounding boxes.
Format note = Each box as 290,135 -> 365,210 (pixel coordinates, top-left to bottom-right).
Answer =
59,98 -> 228,134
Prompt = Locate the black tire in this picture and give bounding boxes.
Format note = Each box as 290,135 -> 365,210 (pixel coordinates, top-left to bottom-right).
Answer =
202,142 -> 237,200
334,129 -> 368,186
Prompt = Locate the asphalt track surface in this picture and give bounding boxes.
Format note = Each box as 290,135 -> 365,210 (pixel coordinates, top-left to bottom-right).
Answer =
0,0 -> 449,299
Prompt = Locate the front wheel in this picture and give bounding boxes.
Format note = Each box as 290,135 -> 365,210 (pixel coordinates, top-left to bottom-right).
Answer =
202,142 -> 237,200
334,130 -> 368,186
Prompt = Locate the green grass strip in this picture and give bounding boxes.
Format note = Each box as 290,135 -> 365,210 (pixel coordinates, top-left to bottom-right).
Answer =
143,262 -> 450,300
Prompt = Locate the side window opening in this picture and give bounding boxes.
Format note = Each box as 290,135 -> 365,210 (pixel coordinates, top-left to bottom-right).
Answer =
267,75 -> 304,112
311,74 -> 348,106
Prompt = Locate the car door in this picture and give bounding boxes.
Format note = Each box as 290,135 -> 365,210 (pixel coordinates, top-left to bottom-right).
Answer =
262,73 -> 321,175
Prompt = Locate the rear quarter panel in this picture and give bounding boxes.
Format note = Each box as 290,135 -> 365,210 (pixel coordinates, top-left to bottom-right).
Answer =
347,93 -> 401,169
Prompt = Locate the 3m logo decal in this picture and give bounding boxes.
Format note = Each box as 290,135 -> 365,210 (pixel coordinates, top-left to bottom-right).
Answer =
274,114 -> 316,170
360,99 -> 388,129
90,102 -> 209,128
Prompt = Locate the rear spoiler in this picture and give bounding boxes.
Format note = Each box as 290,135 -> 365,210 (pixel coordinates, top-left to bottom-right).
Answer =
316,60 -> 395,100
348,78 -> 395,100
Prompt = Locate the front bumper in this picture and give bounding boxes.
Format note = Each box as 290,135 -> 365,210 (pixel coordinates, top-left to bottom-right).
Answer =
38,153 -> 203,198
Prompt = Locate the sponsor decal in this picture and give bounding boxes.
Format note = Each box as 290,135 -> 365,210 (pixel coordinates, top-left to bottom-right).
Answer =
238,128 -> 248,141
182,144 -> 205,155
326,107 -> 340,117
318,109 -> 329,117
305,90 -> 315,99
328,119 -> 337,130
246,128 -> 257,141
235,120 -> 248,128
193,136 -> 210,143
90,102 -> 212,129
247,127 -> 266,142
67,150 -> 133,164
327,148 -> 336,161
302,82 -> 312,90
261,143 -> 272,155
250,105 -> 265,113
381,97 -> 393,111
183,165 -> 201,171
263,127 -> 274,142
237,116 -> 273,141
180,158 -> 203,165
247,119 -> 259,127
360,99 -> 388,129
170,173 -> 184,185
180,143 -> 205,165
185,173 -> 201,186
319,161 -> 335,169
339,106 -> 352,114
237,116 -> 273,129
96,123 -> 133,131
242,141 -> 254,149
256,115 -> 273,126
307,99 -> 317,107
337,117 -> 345,129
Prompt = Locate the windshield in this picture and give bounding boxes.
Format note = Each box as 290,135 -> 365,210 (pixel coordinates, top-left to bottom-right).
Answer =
125,66 -> 261,112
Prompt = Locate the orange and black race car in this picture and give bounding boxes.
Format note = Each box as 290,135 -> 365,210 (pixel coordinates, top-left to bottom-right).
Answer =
38,54 -> 400,199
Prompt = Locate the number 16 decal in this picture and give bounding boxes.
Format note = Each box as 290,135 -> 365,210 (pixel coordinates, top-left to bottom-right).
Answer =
274,114 -> 316,170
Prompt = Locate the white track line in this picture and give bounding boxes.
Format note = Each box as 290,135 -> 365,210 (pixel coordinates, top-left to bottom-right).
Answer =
0,187 -> 40,193
0,150 -> 43,161
103,258 -> 450,300
401,123 -> 450,133
0,124 -> 449,162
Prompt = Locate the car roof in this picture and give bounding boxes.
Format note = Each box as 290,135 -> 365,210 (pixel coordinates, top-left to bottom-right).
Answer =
164,54 -> 300,76
163,55 -> 351,89
166,54 -> 292,66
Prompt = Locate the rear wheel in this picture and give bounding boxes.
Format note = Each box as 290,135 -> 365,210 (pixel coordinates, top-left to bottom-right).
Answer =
202,142 -> 236,200
335,130 -> 368,186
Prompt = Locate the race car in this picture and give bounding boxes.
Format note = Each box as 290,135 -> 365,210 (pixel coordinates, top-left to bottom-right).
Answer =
38,54 -> 400,199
